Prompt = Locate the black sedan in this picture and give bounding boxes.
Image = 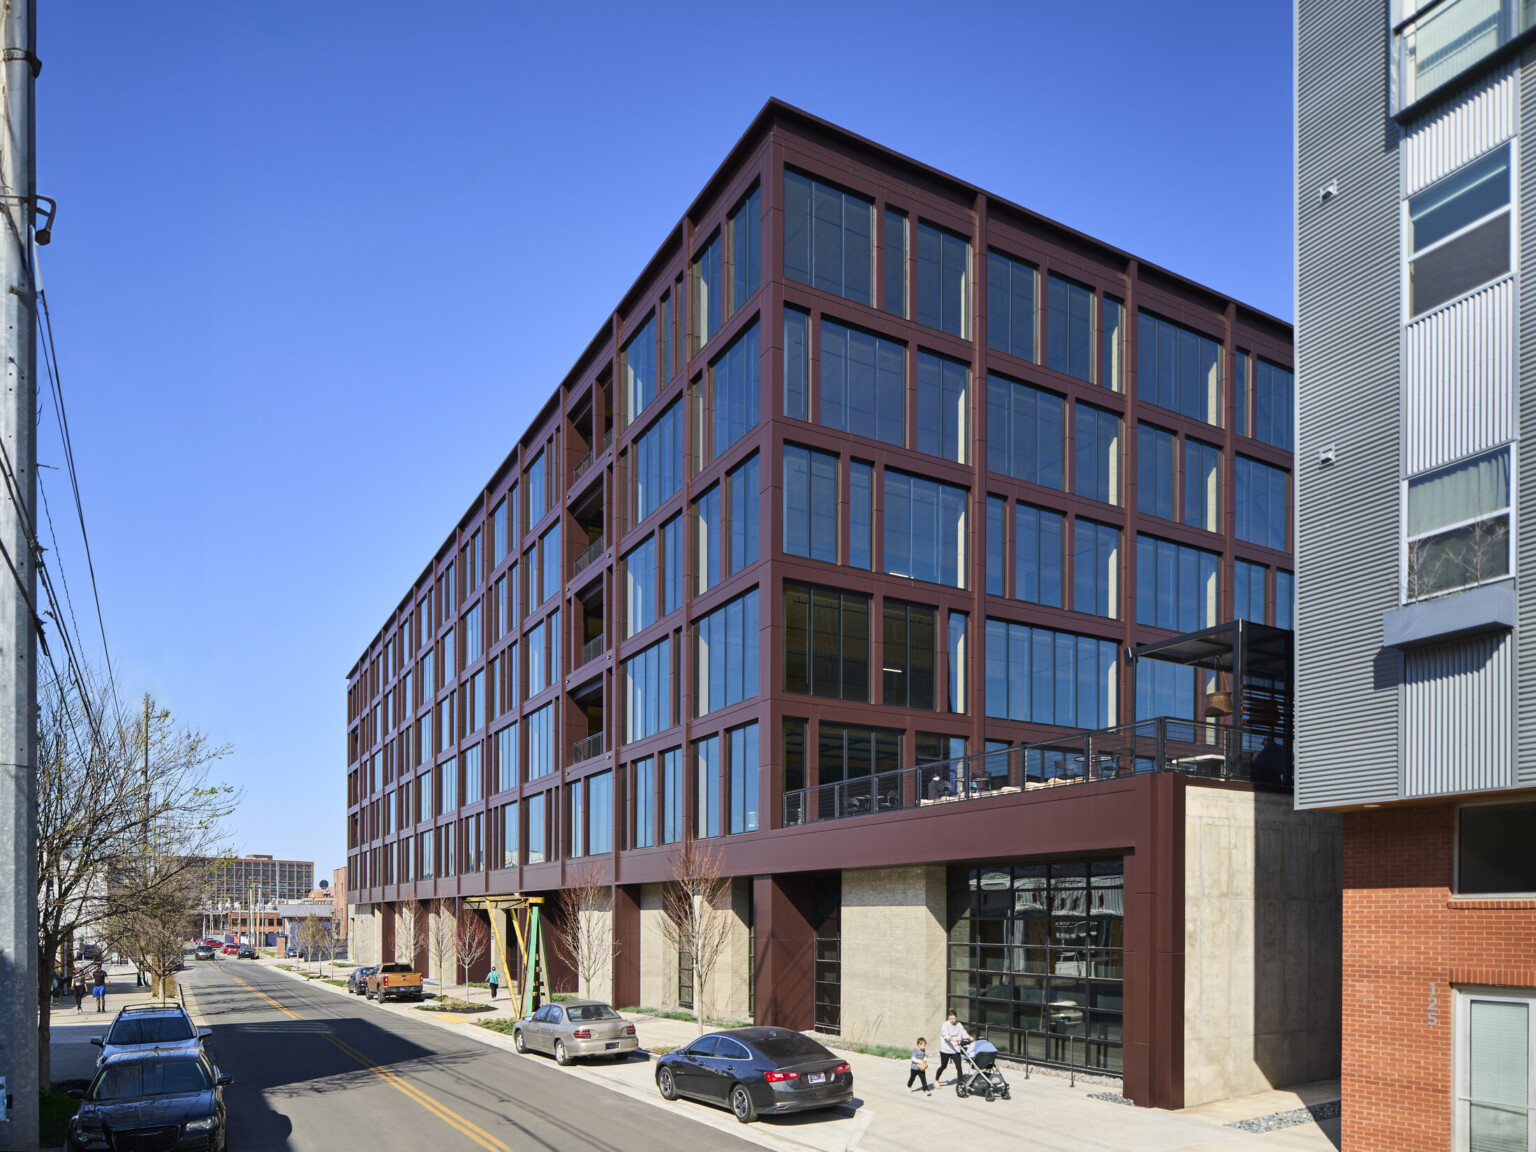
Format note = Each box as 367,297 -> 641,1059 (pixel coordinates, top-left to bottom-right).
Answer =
655,1027 -> 852,1123
236,946 -> 256,959
67,1049 -> 231,1151
346,964 -> 379,995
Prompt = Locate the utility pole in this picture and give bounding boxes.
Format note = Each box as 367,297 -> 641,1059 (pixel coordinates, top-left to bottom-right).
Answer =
0,0 -> 39,1145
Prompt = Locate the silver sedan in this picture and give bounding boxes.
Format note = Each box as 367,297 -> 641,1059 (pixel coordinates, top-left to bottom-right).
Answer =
513,1001 -> 638,1065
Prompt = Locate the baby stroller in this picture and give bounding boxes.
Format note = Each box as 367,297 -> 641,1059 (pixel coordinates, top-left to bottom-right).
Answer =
954,1039 -> 1010,1101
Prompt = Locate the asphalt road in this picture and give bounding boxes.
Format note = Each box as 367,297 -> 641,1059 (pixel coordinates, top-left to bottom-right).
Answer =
178,961 -> 760,1152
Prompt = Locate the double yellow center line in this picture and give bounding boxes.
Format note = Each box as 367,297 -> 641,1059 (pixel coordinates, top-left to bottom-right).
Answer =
227,970 -> 509,1152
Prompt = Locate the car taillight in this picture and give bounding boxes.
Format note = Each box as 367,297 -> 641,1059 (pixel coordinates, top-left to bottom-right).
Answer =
832,1063 -> 850,1075
764,1070 -> 800,1083
624,1025 -> 635,1035
381,976 -> 388,987
572,1029 -> 591,1039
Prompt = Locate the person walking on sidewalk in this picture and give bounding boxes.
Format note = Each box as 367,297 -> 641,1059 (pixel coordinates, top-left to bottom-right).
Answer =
487,968 -> 499,1001
71,970 -> 86,1014
907,1038 -> 932,1094
937,1010 -> 972,1084
91,964 -> 108,1012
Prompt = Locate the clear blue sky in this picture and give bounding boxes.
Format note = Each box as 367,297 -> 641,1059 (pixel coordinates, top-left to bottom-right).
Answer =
37,2 -> 1293,876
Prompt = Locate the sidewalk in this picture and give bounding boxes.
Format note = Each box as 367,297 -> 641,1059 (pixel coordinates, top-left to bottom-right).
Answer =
256,957 -> 1340,1152
45,961 -> 180,1085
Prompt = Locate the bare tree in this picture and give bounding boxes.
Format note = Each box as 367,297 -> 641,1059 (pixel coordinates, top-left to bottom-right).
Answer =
426,899 -> 458,997
454,902 -> 490,999
322,914 -> 344,977
656,836 -> 734,1035
551,860 -> 615,1002
298,913 -> 325,972
36,676 -> 237,1088
394,901 -> 425,967
104,859 -> 206,1003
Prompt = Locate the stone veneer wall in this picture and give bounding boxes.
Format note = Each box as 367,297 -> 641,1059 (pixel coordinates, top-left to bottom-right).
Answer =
838,865 -> 948,1051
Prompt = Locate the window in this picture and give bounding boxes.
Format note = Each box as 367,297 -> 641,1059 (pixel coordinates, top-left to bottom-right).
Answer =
587,770 -> 613,855
493,497 -> 510,565
729,186 -> 760,311
661,292 -> 673,385
1015,504 -> 1065,608
883,207 -> 907,316
728,454 -> 759,576
494,575 -> 509,640
917,222 -> 970,337
1137,311 -> 1222,426
1275,571 -> 1294,631
728,722 -> 759,834
1184,439 -> 1221,532
462,743 -> 483,804
782,718 -> 806,791
783,445 -> 838,563
1102,296 -> 1124,391
784,308 -> 810,419
693,232 -> 723,347
1074,520 -> 1120,619
633,401 -> 683,527
696,588 -> 759,715
884,471 -> 967,589
623,313 -> 659,427
1075,404 -> 1120,505
526,618 -> 547,695
849,462 -> 872,570
883,600 -> 937,710
540,526 -> 560,604
467,669 -> 484,733
694,735 -> 720,839
419,829 -> 434,879
505,641 -> 519,707
1137,536 -> 1220,631
436,758 -> 456,814
916,351 -> 968,463
1455,987 -> 1536,1150
464,602 -> 483,664
986,251 -> 1036,361
986,497 -> 1006,596
784,582 -> 870,701
1234,559 -> 1267,624
1234,351 -> 1250,437
631,757 -> 656,849
660,747 -> 683,844
947,612 -> 968,714
986,374 -> 1065,489
695,484 -> 722,594
624,536 -> 657,638
527,450 -> 547,526
1137,424 -> 1177,522
1235,457 -> 1289,551
1415,449 -> 1513,600
498,800 -> 518,867
1135,656 -> 1208,721
818,722 -> 902,783
984,619 -> 1119,728
1398,0 -> 1535,106
1459,801 -> 1536,893
526,703 -> 554,780
1047,274 -> 1093,382
661,515 -> 684,615
783,170 -> 873,305
1253,360 -> 1294,450
623,637 -> 672,744
526,792 -> 546,864
495,724 -> 517,793
820,319 -> 904,447
706,322 -> 759,461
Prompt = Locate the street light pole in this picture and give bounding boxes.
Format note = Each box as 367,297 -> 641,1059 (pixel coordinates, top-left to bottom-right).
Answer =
0,0 -> 39,1144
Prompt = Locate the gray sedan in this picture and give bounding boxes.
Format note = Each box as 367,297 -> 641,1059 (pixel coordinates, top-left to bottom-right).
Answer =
513,1001 -> 638,1065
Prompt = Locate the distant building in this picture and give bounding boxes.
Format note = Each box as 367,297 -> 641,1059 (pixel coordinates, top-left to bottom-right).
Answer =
332,866 -> 348,939
207,855 -> 314,906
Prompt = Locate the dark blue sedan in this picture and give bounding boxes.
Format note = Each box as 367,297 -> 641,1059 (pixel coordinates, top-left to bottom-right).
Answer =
655,1027 -> 853,1123
67,1050 -> 231,1151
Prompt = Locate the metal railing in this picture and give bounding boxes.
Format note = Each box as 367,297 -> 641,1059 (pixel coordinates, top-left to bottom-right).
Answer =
782,717 -> 1292,828
579,633 -> 606,666
573,534 -> 605,575
572,449 -> 594,483
571,731 -> 605,764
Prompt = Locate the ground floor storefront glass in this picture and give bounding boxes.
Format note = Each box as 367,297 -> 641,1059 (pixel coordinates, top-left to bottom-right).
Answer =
947,858 -> 1124,1072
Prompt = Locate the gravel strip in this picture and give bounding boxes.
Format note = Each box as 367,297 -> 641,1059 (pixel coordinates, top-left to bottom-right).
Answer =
1226,1100 -> 1341,1132
1087,1091 -> 1133,1106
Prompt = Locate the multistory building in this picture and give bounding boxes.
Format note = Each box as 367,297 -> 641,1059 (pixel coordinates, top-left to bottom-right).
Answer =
206,855 -> 314,906
348,100 -> 1334,1108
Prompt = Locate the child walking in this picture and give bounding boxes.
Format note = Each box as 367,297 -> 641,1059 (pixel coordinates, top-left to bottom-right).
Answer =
907,1037 -> 932,1094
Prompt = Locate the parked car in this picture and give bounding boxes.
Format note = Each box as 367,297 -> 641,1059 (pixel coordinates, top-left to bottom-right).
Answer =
76,941 -> 101,961
347,965 -> 379,995
194,945 -> 215,962
89,1004 -> 208,1068
220,943 -> 239,955
365,963 -> 423,1002
654,1028 -> 853,1124
513,1001 -> 637,1065
236,946 -> 257,960
67,1049 -> 231,1152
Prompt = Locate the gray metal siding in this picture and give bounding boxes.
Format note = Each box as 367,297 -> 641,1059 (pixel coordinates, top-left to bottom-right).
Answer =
1402,633 -> 1513,796
1401,63 -> 1517,195
1517,46 -> 1536,785
1404,277 -> 1514,472
1296,0 -> 1403,809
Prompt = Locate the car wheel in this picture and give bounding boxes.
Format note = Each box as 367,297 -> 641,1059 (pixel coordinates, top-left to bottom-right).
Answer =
730,1084 -> 757,1124
657,1068 -> 678,1101
956,1083 -> 969,1098
513,1030 -> 527,1054
554,1040 -> 572,1067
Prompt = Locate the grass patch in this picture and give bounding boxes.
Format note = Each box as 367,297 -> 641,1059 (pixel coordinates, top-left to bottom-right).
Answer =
645,1045 -> 679,1056
417,997 -> 492,1013
550,993 -> 578,1002
321,978 -> 349,987
41,1086 -> 82,1146
838,1042 -> 912,1061
477,1018 -> 519,1036
275,964 -> 296,972
464,981 -> 490,988
658,1010 -> 696,1022
618,1006 -> 658,1015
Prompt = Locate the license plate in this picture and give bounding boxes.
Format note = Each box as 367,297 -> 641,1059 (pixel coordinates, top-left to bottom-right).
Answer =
605,1042 -> 619,1050
807,1072 -> 826,1084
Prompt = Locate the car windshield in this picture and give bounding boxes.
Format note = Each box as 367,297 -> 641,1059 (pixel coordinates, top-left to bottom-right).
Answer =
91,1060 -> 210,1101
753,1033 -> 831,1061
379,964 -> 411,974
565,1005 -> 621,1022
108,1017 -> 194,1046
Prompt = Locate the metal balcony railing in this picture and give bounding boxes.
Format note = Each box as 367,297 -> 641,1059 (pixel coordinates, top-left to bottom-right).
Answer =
571,731 -> 605,764
573,535 -> 604,575
579,633 -> 606,666
781,717 -> 1292,828
572,449 -> 594,483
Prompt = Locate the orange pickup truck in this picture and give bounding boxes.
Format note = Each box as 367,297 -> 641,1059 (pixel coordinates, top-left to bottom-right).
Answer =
365,963 -> 424,1002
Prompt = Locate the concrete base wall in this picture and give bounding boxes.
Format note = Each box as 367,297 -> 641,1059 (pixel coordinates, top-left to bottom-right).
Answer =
1183,787 -> 1342,1107
840,865 -> 948,1052
639,884 -> 675,1011
349,904 -> 383,967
